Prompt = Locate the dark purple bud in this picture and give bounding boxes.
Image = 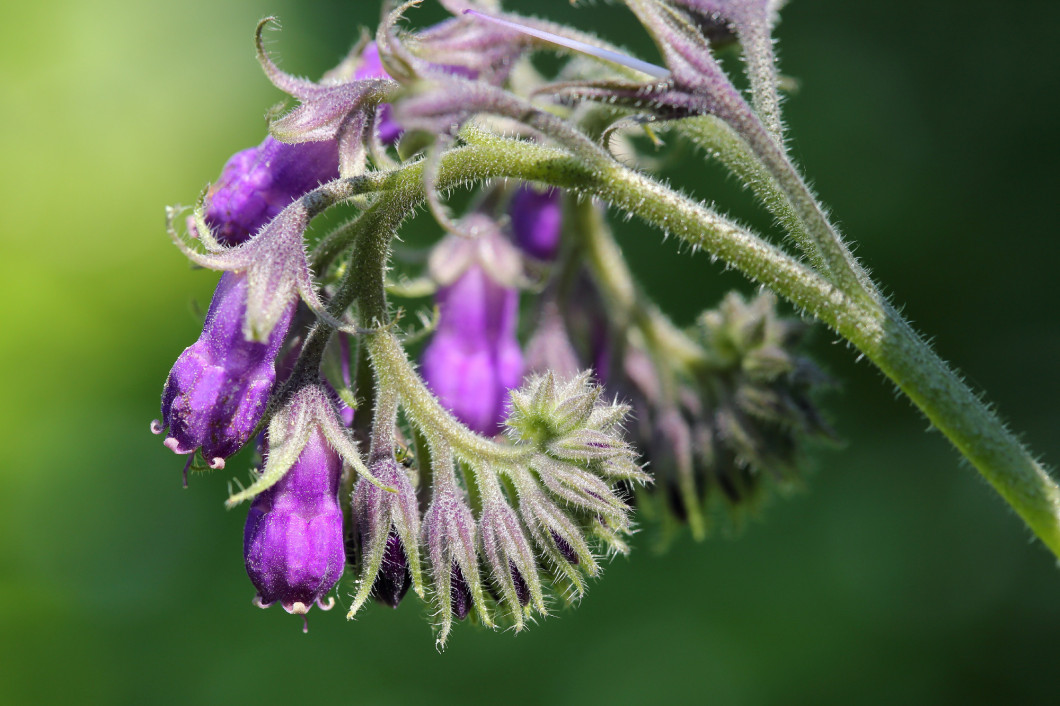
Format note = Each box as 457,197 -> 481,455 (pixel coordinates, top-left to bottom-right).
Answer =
450,562 -> 473,620
509,185 -> 563,261
154,271 -> 295,467
509,560 -> 530,607
348,456 -> 423,616
243,427 -> 345,617
373,531 -> 412,608
200,137 -> 339,247
550,530 -> 579,565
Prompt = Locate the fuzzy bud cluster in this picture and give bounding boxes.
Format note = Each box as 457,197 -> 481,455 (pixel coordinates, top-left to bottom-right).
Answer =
623,292 -> 833,540
432,372 -> 647,644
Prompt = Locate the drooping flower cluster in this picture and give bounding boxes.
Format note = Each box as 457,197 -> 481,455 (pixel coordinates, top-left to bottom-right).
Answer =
342,369 -> 647,645
153,0 -> 836,644
620,292 -> 833,540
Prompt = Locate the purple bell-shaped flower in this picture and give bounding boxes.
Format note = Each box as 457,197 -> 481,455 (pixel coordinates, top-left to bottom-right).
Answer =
243,426 -> 345,628
420,216 -> 524,435
154,271 -> 295,469
199,136 -> 339,247
509,185 -> 562,261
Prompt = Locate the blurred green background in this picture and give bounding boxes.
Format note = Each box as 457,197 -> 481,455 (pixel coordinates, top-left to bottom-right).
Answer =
2,0 -> 1059,704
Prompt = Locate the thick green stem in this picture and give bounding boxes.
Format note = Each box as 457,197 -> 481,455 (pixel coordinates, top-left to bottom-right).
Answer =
341,177 -> 535,468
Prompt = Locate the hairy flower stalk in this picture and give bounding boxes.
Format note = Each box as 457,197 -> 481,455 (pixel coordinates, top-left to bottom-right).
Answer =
155,0 -> 1060,642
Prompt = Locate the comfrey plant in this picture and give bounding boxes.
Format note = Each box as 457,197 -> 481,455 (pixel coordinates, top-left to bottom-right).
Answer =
154,0 -> 1060,646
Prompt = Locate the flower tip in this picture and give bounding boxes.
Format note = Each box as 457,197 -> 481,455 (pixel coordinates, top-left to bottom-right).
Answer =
150,419 -> 164,435
208,456 -> 226,470
163,437 -> 187,454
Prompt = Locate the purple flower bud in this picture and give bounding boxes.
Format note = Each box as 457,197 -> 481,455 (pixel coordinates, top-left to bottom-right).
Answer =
509,185 -> 563,261
243,427 -> 344,620
449,562 -> 473,620
424,484 -> 486,638
373,531 -> 412,608
421,221 -> 525,435
480,499 -> 543,620
550,530 -> 579,565
354,42 -> 403,145
200,137 -> 339,247
421,267 -> 523,435
348,457 -> 423,615
509,561 -> 530,607
154,271 -> 295,468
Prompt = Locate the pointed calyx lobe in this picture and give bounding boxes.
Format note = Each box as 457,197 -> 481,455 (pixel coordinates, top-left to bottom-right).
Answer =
538,0 -> 782,144
348,456 -> 423,615
254,18 -> 398,177
424,483 -> 485,638
257,8 -> 526,174
171,197 -> 340,344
